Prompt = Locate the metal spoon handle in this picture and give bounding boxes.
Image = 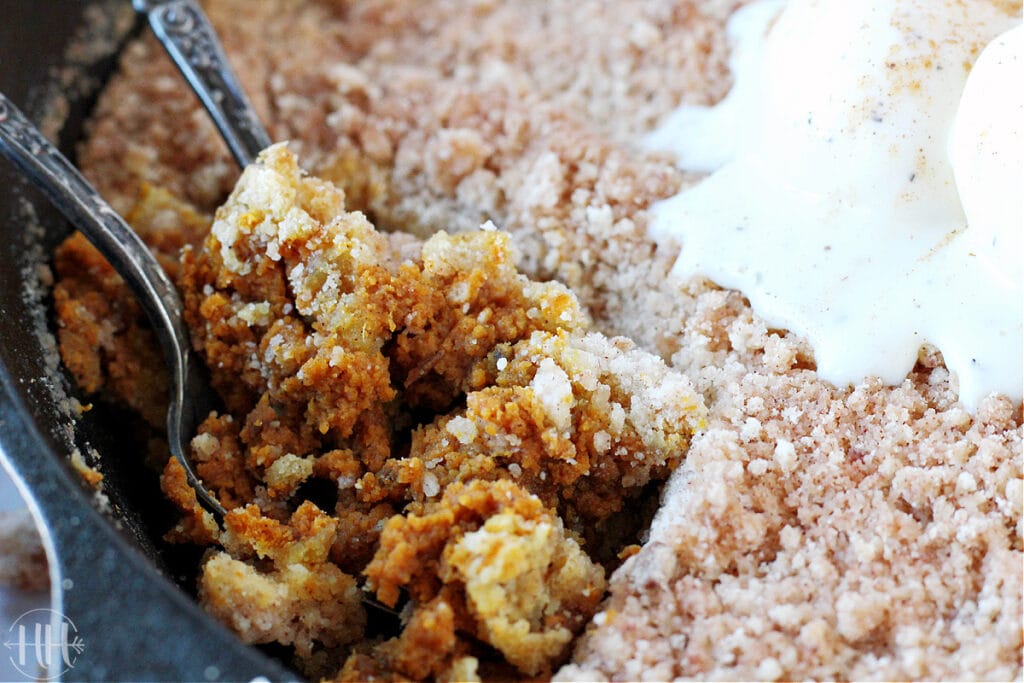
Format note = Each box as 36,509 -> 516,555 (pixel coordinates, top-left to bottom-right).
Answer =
0,93 -> 225,516
134,0 -> 272,167
0,93 -> 186,353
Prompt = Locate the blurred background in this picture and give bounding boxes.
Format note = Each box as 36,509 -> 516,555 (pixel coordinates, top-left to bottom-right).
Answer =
0,468 -> 47,681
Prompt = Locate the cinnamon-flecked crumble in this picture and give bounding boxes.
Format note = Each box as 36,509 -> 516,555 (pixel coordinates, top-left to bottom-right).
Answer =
52,1 -> 1021,680
138,143 -> 704,678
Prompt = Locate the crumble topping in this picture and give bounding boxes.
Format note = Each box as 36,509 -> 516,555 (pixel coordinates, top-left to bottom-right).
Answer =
48,1 -> 1022,680
140,144 -> 703,678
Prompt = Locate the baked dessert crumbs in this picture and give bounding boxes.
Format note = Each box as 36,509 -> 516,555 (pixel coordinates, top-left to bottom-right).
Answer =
154,142 -> 704,678
51,0 -> 1021,680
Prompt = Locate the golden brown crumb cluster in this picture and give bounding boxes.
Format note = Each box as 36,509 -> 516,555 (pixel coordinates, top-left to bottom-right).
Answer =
53,186 -> 209,428
203,502 -> 367,658
364,479 -> 606,679
53,0 -> 1023,680
148,144 -> 704,678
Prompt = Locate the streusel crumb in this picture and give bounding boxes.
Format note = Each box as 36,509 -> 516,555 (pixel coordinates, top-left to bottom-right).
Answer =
53,1 -> 1022,680
148,144 -> 703,677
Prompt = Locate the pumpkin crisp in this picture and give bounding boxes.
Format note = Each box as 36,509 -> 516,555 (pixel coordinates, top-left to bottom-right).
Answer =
137,143 -> 704,679
49,1 -> 1022,680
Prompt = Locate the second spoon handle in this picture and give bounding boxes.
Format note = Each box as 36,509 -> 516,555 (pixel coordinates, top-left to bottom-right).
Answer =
0,93 -> 187,364
0,92 -> 225,516
134,0 -> 272,167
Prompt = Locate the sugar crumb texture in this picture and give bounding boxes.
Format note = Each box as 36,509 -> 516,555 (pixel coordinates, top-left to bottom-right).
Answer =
56,0 -> 1024,681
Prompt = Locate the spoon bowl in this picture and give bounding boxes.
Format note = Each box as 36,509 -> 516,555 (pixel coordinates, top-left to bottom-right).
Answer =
0,92 -> 227,517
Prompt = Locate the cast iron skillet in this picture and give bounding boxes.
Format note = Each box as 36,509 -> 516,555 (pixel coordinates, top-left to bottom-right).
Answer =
0,3 -> 293,680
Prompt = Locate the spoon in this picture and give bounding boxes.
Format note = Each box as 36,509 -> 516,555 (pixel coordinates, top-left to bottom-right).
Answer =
134,0 -> 403,618
0,92 -> 227,517
132,0 -> 271,167
2,0 -> 399,620
0,1 -> 274,518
